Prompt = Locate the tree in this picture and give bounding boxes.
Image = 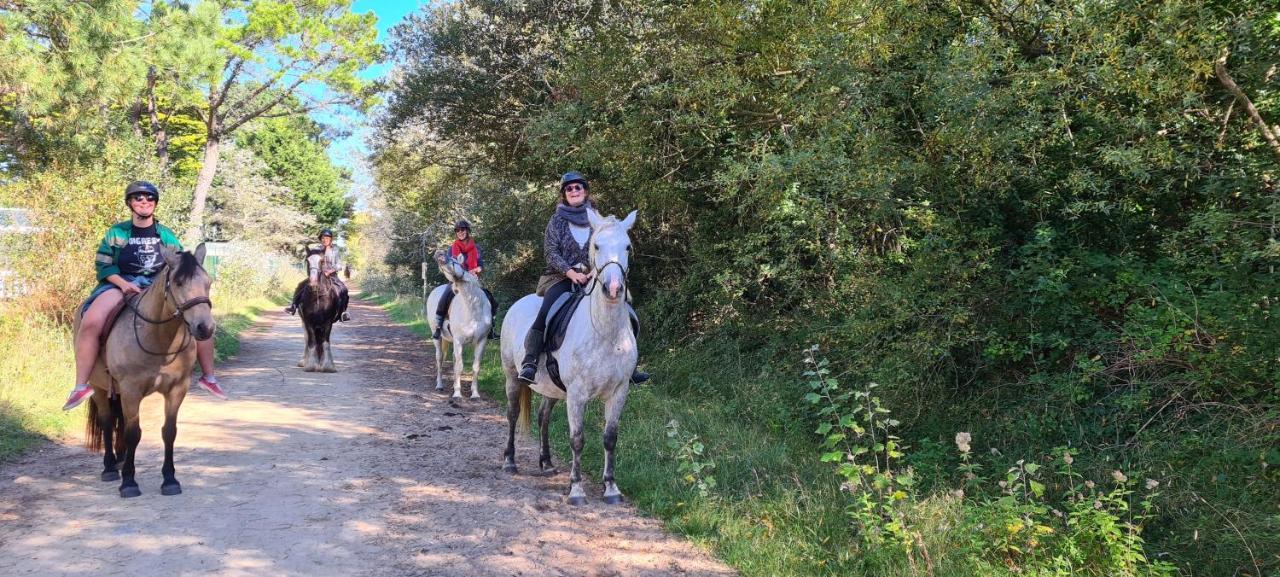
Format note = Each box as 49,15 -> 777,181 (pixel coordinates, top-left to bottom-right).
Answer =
187,0 -> 381,242
238,115 -> 350,226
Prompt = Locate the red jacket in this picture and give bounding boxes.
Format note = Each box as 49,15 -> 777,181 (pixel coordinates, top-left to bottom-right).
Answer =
450,238 -> 483,271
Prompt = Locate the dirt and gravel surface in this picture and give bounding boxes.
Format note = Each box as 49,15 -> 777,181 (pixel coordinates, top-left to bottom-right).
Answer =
0,293 -> 736,577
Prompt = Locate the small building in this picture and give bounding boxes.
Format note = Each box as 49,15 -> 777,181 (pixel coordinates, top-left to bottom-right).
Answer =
0,208 -> 36,299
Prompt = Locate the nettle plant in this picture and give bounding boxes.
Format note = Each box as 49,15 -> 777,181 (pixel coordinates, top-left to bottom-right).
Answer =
803,345 -> 916,550
665,419 -> 718,499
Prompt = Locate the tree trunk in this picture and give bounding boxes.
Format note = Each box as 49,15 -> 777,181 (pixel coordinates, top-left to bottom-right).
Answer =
187,133 -> 220,243
147,66 -> 169,173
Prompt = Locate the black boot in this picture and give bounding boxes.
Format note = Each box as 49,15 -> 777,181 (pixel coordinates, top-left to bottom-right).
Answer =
284,304 -> 297,315
631,368 -> 650,384
432,314 -> 445,339
517,328 -> 544,383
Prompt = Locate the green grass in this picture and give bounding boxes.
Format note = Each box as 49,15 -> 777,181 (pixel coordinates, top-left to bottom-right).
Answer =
365,290 -> 889,575
0,292 -> 285,462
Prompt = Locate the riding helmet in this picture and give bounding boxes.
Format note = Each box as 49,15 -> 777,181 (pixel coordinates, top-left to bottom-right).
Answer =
124,180 -> 160,203
559,171 -> 589,192
318,228 -> 334,239
454,219 -> 471,231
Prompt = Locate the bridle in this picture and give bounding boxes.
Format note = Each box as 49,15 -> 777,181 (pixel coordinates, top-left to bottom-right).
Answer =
125,263 -> 212,359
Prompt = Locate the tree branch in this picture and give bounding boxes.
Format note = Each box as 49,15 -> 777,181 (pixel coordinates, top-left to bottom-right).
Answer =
1215,49 -> 1280,162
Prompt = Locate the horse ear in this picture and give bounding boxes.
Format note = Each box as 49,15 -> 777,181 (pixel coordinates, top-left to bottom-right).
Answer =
159,243 -> 179,267
588,207 -> 605,230
620,210 -> 637,230
193,242 -> 207,266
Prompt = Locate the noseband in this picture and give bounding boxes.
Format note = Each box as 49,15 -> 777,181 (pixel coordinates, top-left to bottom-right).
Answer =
125,264 -> 212,358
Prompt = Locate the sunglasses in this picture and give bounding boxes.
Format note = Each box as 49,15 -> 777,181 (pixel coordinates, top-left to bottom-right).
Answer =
563,184 -> 585,192
128,194 -> 157,203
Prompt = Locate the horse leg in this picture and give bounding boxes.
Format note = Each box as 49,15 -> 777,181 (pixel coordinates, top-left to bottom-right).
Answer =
299,320 -> 312,368
601,388 -> 630,505
118,394 -> 143,498
434,338 -> 447,391
93,392 -> 120,481
319,322 -> 336,372
503,378 -> 521,474
160,384 -> 187,496
452,336 -> 465,398
566,394 -> 587,505
469,338 -> 486,399
539,397 -> 558,473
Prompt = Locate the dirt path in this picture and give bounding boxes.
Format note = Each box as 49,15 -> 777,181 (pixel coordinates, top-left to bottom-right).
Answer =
0,293 -> 736,577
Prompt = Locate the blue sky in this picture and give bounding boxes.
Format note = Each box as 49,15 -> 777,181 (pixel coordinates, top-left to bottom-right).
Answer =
325,1 -> 426,205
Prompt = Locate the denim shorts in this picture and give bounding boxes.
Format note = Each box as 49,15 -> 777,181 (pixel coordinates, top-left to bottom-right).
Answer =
80,274 -> 155,315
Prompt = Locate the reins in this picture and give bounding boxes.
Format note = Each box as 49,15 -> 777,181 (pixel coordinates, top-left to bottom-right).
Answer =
124,264 -> 212,360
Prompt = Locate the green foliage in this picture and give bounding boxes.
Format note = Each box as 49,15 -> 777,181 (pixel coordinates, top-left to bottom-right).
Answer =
238,116 -> 350,226
372,0 -> 1280,573
665,419 -> 718,499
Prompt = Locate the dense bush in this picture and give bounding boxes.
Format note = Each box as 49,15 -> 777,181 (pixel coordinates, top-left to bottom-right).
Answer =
373,1 -> 1279,574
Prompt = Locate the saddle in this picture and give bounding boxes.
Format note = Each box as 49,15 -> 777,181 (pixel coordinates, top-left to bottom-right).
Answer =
78,298 -> 128,348
542,289 -> 586,391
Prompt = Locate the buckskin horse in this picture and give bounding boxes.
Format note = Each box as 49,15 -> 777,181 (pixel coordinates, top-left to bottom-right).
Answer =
500,209 -> 639,505
81,244 -> 214,498
297,251 -> 339,372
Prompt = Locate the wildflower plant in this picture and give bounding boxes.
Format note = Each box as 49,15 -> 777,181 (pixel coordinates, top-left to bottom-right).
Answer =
665,419 -> 717,499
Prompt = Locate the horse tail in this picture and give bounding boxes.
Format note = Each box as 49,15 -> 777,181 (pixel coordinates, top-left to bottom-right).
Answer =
85,399 -> 103,453
517,385 -> 532,434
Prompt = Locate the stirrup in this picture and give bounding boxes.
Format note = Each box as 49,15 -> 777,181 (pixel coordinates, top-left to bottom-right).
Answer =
340,312 -> 351,322
518,363 -> 538,383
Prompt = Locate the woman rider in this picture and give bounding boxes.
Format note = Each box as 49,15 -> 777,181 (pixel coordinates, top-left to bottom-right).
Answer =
62,180 -> 227,411
284,229 -> 350,322
517,171 -> 649,384
431,219 -> 499,340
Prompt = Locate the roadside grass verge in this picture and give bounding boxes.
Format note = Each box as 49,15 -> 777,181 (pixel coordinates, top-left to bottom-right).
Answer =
0,291 -> 285,462
364,289 -> 885,575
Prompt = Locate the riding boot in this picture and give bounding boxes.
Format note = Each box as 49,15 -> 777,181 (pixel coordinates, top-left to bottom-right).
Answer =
518,328 -> 545,383
628,309 -> 649,384
432,314 -> 445,339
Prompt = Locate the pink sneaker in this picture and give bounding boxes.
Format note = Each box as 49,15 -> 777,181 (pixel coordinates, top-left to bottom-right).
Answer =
62,384 -> 94,411
197,375 -> 228,400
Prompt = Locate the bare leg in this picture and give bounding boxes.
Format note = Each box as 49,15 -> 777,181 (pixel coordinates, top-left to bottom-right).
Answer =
196,339 -> 215,376
74,290 -> 124,384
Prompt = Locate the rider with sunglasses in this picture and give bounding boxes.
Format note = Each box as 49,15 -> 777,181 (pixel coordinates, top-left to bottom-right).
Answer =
517,171 -> 649,385
62,181 -> 227,411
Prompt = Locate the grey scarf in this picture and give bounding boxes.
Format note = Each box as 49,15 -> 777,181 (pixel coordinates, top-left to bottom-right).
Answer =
556,200 -> 593,227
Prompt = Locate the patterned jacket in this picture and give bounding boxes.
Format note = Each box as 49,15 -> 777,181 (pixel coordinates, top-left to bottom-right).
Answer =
93,220 -> 183,285
542,211 -> 590,276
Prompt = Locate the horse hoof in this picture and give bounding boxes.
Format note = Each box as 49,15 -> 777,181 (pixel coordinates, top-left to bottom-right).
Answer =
451,392 -> 462,399
297,361 -> 306,368
503,463 -> 518,474
568,496 -> 587,506
161,482 -> 182,496
101,470 -> 120,482
119,485 -> 142,498
603,494 -> 624,505
434,384 -> 444,392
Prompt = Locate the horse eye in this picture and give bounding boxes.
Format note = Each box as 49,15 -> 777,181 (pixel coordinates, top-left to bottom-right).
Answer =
593,244 -> 599,251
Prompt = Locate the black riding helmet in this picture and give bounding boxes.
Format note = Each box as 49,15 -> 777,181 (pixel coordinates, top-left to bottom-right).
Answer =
560,171 -> 589,192
454,219 -> 471,232
318,228 -> 334,240
124,180 -> 159,203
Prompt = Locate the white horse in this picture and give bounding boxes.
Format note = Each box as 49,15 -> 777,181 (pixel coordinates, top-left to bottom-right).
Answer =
501,208 -> 638,506
426,251 -> 492,398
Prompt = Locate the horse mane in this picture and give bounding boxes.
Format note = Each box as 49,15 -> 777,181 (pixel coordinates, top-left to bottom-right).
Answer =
174,251 -> 203,283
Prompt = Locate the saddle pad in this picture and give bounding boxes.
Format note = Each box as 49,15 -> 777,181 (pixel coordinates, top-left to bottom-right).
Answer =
543,290 -> 585,392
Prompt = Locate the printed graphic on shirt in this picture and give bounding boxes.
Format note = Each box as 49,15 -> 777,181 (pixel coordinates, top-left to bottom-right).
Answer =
118,225 -> 163,277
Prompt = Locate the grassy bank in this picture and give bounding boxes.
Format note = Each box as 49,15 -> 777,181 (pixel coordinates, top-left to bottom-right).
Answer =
0,292 -> 284,462
365,289 -> 876,575
367,288 -> 1275,576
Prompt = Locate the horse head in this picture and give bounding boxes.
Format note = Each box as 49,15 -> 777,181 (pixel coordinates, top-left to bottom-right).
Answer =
306,252 -> 324,284
435,249 -> 477,287
587,208 -> 637,303
159,243 -> 215,341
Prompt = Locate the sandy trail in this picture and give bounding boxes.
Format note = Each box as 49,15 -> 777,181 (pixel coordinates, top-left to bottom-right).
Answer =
0,293 -> 735,577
